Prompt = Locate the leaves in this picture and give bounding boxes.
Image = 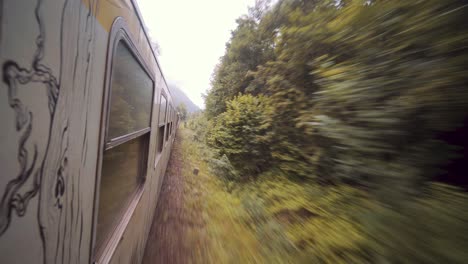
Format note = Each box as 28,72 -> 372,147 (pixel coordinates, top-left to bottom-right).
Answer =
202,0 -> 468,261
207,94 -> 273,176
176,103 -> 188,121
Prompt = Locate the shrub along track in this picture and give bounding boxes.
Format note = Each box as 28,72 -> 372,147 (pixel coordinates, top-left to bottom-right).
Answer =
142,128 -> 264,263
140,127 -> 376,263
142,125 -> 468,263
143,127 -> 381,263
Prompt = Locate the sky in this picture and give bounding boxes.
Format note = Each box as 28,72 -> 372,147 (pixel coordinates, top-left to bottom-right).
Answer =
137,0 -> 257,109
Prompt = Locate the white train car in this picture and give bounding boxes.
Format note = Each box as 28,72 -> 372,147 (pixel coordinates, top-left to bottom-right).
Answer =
0,0 -> 178,263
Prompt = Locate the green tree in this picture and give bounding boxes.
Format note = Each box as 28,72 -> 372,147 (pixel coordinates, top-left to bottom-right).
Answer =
176,103 -> 188,121
207,94 -> 272,177
202,0 -> 468,262
258,1 -> 468,261
204,1 -> 276,119
249,1 -> 336,179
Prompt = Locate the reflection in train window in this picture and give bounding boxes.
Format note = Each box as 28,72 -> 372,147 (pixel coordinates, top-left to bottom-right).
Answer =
96,40 -> 152,254
107,42 -> 153,140
166,105 -> 172,141
96,135 -> 148,250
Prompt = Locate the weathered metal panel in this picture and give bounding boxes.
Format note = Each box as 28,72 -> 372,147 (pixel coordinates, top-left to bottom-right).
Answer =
0,0 -> 173,263
0,0 -> 107,263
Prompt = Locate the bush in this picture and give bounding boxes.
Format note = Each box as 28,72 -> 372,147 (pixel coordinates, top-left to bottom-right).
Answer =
208,154 -> 239,182
207,94 -> 273,177
188,112 -> 209,142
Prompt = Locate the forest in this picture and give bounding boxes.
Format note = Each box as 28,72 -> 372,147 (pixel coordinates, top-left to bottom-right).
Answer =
184,0 -> 468,263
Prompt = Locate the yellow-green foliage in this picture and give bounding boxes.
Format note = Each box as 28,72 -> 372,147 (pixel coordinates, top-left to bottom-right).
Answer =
202,1 -> 468,260
181,127 -> 264,263
207,94 -> 272,176
187,112 -> 209,142
206,0 -> 468,185
176,103 -> 188,121
183,126 -> 372,263
239,174 -> 373,263
182,126 -> 468,263
364,183 -> 468,263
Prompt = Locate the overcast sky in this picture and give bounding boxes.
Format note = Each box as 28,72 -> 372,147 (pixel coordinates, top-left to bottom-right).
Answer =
137,0 -> 256,109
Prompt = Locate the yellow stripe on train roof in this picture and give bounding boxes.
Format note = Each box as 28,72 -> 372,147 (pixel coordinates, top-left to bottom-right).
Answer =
81,0 -> 140,34
81,0 -> 158,73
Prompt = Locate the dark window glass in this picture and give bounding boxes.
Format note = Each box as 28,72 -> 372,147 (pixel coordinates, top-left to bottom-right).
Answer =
96,135 -> 148,250
96,40 -> 152,255
166,123 -> 170,141
108,42 -> 153,140
157,95 -> 167,154
157,126 -> 165,153
166,105 -> 172,141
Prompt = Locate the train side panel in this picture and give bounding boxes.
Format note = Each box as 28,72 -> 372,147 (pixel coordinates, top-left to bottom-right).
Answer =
0,0 -> 107,263
0,0 -> 174,263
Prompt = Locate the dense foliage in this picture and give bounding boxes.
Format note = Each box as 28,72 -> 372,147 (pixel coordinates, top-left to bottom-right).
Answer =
203,0 -> 468,262
207,94 -> 272,175
206,0 -> 468,186
176,103 -> 188,121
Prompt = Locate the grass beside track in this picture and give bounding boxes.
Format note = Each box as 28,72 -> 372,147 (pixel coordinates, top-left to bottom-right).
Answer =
179,127 -> 468,263
180,127 -> 369,263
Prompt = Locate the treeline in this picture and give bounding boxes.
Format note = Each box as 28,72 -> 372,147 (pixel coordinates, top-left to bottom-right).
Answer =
199,0 -> 468,262
205,0 -> 468,189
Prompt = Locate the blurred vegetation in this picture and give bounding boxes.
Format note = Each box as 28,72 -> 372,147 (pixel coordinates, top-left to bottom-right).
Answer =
176,103 -> 188,121
182,125 -> 468,263
200,0 -> 468,262
182,126 -> 468,263
207,94 -> 273,176
187,111 -> 209,142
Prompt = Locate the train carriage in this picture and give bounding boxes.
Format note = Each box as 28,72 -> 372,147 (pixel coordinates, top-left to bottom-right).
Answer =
0,0 -> 177,263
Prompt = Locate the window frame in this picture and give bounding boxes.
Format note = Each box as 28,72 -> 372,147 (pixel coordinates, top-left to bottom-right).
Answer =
104,40 -> 154,151
166,104 -> 173,142
169,106 -> 173,135
158,93 -> 168,128
154,91 -> 168,168
168,107 -> 171,137
92,17 -> 156,263
164,107 -> 171,144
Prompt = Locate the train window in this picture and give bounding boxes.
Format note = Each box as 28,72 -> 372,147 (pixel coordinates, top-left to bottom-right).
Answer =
96,134 -> 148,249
166,105 -> 171,141
107,42 -> 153,140
168,109 -> 172,135
96,41 -> 153,254
157,94 -> 167,154
159,94 -> 167,127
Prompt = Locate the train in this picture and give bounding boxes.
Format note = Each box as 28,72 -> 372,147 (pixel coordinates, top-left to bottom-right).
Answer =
0,0 -> 178,263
